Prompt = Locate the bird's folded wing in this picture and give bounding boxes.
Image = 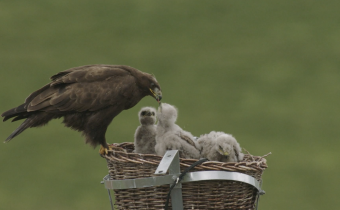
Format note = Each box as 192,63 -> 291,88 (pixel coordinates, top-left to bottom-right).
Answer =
50,65 -> 129,86
178,132 -> 199,149
26,77 -> 135,112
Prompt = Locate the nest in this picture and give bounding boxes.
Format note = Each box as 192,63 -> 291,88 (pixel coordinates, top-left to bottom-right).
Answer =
102,142 -> 269,210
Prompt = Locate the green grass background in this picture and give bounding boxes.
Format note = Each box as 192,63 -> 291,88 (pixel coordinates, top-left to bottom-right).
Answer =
1,1 -> 339,209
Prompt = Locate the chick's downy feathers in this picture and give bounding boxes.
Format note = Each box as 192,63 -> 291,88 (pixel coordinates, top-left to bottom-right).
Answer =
134,107 -> 157,154
198,131 -> 244,162
155,103 -> 200,159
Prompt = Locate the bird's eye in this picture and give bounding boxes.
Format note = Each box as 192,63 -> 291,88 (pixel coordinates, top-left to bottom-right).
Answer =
219,145 -> 223,150
151,82 -> 155,87
141,111 -> 146,116
151,112 -> 155,116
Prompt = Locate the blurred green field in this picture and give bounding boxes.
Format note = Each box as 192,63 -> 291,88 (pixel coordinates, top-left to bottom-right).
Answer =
1,1 -> 339,209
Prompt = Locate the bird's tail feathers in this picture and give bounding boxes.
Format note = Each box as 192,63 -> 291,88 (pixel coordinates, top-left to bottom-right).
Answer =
2,103 -> 27,122
4,118 -> 31,143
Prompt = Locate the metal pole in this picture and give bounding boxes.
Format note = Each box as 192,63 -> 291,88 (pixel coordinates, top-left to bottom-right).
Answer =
107,189 -> 114,210
168,151 -> 183,210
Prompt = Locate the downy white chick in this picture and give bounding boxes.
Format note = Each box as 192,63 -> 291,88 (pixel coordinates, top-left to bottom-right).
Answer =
134,107 -> 157,154
155,103 -> 200,159
198,131 -> 244,162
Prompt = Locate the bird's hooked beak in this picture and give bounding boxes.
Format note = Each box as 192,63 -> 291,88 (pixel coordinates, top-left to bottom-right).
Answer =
149,87 -> 162,104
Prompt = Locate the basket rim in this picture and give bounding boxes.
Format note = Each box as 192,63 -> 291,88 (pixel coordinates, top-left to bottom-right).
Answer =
103,142 -> 270,174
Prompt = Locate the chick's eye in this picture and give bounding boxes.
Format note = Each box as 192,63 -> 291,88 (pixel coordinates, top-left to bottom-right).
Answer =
151,112 -> 155,116
141,111 -> 146,116
219,145 -> 223,150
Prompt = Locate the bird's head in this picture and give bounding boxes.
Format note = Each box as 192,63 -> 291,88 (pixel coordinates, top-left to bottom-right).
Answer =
215,134 -> 235,160
215,134 -> 244,162
139,72 -> 162,103
138,107 -> 157,125
120,66 -> 162,103
157,103 -> 177,125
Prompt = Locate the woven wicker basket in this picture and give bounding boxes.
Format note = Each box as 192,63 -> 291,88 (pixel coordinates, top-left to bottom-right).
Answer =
102,142 -> 269,210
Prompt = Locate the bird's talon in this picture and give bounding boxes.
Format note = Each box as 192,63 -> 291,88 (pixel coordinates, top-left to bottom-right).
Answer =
99,145 -> 110,155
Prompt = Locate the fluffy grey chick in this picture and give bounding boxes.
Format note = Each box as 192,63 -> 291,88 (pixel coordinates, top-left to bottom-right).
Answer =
134,107 -> 157,154
155,103 -> 200,159
198,131 -> 244,162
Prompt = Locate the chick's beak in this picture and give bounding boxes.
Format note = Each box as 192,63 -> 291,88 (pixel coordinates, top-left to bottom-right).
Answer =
219,148 -> 229,157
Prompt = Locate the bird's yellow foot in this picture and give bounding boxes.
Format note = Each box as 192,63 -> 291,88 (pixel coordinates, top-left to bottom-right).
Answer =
99,144 -> 114,155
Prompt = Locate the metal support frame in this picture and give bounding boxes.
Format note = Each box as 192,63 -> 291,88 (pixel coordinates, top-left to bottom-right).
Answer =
154,150 -> 183,210
101,150 -> 265,209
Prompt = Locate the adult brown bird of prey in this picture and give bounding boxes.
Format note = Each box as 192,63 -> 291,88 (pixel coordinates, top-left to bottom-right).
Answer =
1,64 -> 162,154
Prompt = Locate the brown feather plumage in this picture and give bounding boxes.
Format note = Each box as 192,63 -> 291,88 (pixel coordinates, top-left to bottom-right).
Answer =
1,65 -> 162,148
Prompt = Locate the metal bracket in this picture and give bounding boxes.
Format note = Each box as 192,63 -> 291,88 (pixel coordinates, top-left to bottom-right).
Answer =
154,150 -> 183,210
154,150 -> 181,175
102,171 -> 264,192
